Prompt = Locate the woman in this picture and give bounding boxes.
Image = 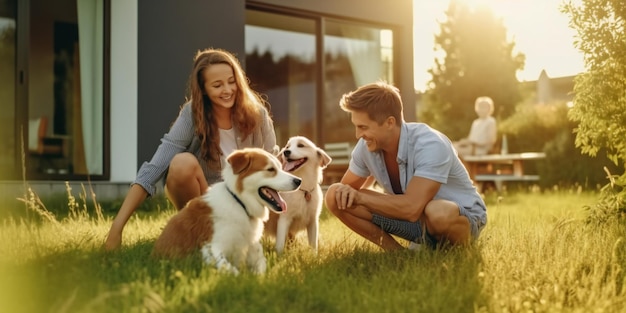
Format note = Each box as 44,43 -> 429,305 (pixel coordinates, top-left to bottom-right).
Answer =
104,48 -> 277,251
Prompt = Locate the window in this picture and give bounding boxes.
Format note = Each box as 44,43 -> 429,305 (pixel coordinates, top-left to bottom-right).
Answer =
245,8 -> 394,145
245,10 -> 317,145
323,21 -> 394,143
0,0 -> 109,180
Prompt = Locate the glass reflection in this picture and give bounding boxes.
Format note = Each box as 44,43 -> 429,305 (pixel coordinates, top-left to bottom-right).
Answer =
323,21 -> 394,143
245,11 -> 317,145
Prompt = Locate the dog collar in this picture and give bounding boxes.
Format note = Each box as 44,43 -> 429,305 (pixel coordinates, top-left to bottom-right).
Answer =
226,186 -> 251,218
300,184 -> 320,202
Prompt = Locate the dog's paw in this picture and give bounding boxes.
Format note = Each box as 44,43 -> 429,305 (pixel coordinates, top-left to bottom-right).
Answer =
200,244 -> 214,263
251,257 -> 267,275
247,242 -> 268,274
217,260 -> 240,276
201,244 -> 240,275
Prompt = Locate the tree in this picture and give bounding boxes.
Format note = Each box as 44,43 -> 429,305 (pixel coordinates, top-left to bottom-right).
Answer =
563,0 -> 626,222
419,0 -> 525,140
563,0 -> 626,166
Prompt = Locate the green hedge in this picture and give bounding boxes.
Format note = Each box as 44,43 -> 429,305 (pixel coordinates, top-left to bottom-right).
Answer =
498,101 -> 620,188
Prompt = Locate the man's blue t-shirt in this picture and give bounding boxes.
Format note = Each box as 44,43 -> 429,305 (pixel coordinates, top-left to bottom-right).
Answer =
348,122 -> 487,217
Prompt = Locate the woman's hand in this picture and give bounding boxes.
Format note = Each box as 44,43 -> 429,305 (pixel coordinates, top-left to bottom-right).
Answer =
104,226 -> 122,251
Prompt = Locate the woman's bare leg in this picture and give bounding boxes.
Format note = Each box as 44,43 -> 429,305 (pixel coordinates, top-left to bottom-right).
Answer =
165,152 -> 209,210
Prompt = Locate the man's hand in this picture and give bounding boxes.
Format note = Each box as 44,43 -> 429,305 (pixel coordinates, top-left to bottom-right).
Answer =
334,183 -> 360,210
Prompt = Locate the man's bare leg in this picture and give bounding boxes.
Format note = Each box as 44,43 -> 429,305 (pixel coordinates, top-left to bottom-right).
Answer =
422,200 -> 471,245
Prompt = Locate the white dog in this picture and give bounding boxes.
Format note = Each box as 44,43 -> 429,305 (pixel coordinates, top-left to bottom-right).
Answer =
152,148 -> 301,275
265,136 -> 332,254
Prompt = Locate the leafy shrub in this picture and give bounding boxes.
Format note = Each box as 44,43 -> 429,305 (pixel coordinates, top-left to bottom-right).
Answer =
498,101 -> 620,188
584,168 -> 626,226
564,0 -> 626,223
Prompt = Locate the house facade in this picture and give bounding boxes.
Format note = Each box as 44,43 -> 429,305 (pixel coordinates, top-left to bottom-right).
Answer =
532,69 -> 575,104
0,0 -> 415,202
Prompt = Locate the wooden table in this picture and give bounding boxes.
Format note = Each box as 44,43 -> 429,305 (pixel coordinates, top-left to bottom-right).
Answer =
462,152 -> 546,191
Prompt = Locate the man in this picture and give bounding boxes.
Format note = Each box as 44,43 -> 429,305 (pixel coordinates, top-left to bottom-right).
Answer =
324,82 -> 487,250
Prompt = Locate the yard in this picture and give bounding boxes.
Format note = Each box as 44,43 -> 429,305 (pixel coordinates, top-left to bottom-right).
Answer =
0,186 -> 624,313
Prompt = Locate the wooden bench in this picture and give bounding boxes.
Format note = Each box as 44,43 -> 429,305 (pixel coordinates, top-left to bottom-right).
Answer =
323,142 -> 353,185
463,152 -> 546,191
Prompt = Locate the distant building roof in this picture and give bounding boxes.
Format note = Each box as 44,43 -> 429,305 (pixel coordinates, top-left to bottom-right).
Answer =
522,69 -> 576,104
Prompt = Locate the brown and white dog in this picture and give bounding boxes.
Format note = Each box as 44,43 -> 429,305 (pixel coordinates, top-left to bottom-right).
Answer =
152,148 -> 301,275
265,136 -> 332,254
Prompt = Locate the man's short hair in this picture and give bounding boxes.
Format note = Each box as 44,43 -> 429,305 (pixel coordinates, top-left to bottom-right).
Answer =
339,81 -> 404,126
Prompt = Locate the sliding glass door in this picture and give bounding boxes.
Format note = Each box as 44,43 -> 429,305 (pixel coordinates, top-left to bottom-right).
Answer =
0,0 -> 108,181
245,10 -> 317,146
245,7 -> 395,146
322,21 -> 394,143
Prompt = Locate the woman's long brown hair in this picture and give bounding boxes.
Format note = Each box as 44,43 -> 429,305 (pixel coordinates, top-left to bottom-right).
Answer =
188,48 -> 268,169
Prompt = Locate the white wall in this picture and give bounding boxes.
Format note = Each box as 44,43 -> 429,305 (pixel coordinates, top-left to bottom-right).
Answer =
109,0 -> 138,182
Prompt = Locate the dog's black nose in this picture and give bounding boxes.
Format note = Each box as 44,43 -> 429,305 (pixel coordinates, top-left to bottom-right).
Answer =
284,150 -> 291,157
293,177 -> 301,187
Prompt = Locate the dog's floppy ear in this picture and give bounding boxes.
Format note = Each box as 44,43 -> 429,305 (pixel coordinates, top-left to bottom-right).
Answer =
317,148 -> 332,168
227,150 -> 252,174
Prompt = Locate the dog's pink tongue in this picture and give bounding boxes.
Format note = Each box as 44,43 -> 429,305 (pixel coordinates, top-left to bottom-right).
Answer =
268,188 -> 288,212
277,195 -> 287,212
283,161 -> 298,172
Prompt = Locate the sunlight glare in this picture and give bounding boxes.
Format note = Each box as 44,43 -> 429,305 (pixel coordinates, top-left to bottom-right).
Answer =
413,0 -> 585,91
380,29 -> 393,48
465,0 -> 500,14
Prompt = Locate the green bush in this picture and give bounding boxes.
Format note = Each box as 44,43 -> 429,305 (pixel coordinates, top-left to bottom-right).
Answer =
585,173 -> 626,226
499,101 -> 620,188
563,0 -> 626,224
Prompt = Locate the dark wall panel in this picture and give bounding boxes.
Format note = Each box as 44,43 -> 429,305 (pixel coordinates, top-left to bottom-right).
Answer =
137,0 -> 245,168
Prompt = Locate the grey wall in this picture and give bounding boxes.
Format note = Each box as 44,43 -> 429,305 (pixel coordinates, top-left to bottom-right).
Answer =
137,0 -> 246,168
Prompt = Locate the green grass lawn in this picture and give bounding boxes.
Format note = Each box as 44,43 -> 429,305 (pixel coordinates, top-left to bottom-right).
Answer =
0,187 -> 624,313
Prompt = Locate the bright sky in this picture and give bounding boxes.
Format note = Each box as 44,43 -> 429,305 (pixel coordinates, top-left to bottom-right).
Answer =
413,0 -> 586,91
